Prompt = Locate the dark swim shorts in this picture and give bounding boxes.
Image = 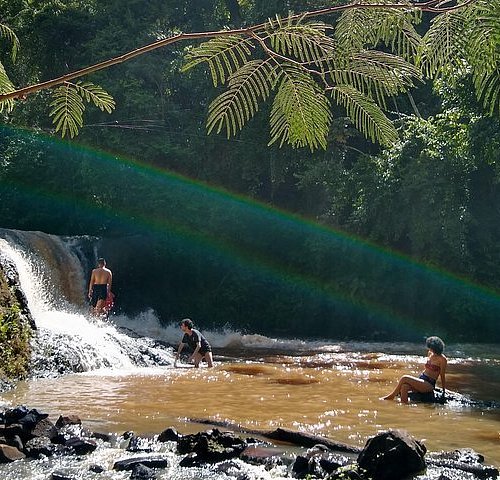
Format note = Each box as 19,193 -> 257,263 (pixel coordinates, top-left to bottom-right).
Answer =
91,284 -> 108,307
419,373 -> 436,387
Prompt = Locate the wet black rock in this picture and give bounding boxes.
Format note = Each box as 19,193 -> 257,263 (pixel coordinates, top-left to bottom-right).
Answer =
409,388 -> 500,409
292,445 -> 352,479
240,444 -> 294,469
4,405 -> 30,424
131,463 -> 157,480
25,436 -> 64,458
55,415 -> 82,429
426,449 -> 499,479
157,427 -> 179,442
89,464 -> 105,473
177,428 -> 247,465
64,436 -> 98,455
126,435 -> 155,452
113,456 -> 169,471
357,429 -> 426,480
51,471 -> 74,480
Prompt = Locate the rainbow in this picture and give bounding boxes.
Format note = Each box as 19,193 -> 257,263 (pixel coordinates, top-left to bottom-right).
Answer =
2,125 -> 500,339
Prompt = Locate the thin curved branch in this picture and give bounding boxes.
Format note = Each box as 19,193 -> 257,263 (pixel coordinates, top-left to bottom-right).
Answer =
0,0 -> 479,103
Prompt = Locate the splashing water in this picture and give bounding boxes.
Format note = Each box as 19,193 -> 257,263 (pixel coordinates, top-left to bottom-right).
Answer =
0,232 -> 175,376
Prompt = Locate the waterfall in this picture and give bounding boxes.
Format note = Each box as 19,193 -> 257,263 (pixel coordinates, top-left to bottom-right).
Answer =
0,229 -> 174,376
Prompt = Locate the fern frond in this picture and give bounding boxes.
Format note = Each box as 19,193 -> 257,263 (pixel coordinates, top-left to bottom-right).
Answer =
331,84 -> 398,147
269,64 -> 331,151
465,0 -> 500,115
265,21 -> 337,68
49,83 -> 85,138
417,9 -> 470,78
467,3 -> 498,71
0,62 -> 15,113
329,50 -> 420,108
74,81 -> 115,113
335,0 -> 419,58
335,5 -> 370,52
207,59 -> 278,138
372,9 -> 421,62
49,81 -> 115,138
0,23 -> 20,62
473,68 -> 500,116
181,35 -> 253,87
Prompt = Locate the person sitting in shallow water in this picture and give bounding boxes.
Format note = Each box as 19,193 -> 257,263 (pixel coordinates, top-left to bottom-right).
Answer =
381,336 -> 447,403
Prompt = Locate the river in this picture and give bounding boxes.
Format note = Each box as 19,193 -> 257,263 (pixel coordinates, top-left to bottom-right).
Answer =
0,230 -> 499,479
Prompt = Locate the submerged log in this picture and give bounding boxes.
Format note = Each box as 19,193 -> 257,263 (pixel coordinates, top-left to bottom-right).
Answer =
188,418 -> 360,454
262,428 -> 361,454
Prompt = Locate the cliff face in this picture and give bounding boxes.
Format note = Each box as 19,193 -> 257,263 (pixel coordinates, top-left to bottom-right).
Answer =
0,254 -> 34,384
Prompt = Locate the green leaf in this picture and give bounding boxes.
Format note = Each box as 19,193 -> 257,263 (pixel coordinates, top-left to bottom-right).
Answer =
335,0 -> 420,59
49,81 -> 115,138
265,19 -> 337,69
207,59 -> 278,137
417,9 -> 470,78
0,23 -> 20,62
269,63 -> 331,151
74,81 -> 116,113
331,84 -> 398,147
329,50 -> 420,108
474,68 -> 500,116
468,0 -> 500,115
49,83 -> 85,138
182,35 -> 254,87
0,62 -> 15,113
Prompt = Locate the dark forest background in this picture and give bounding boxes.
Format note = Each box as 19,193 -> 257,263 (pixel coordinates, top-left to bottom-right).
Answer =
1,0 -> 500,341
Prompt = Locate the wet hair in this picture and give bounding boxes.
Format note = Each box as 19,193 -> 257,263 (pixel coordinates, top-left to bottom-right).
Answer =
180,318 -> 194,329
426,336 -> 445,355
97,258 -> 106,266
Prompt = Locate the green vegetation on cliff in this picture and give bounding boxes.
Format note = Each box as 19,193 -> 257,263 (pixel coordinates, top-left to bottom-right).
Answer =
0,270 -> 31,380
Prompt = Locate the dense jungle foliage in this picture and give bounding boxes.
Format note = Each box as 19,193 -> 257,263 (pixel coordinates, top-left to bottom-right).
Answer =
1,0 -> 500,341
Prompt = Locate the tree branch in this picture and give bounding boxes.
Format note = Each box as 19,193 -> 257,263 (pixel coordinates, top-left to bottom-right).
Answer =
0,0 -> 478,103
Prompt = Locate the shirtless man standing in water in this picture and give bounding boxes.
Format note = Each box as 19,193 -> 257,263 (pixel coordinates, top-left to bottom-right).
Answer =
88,258 -> 112,316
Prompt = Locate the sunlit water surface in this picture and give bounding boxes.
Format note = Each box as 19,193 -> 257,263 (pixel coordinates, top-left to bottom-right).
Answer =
3,344 -> 500,467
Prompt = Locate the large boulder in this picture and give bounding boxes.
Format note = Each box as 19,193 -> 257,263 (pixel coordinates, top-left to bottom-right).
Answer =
177,429 -> 247,465
357,429 -> 426,480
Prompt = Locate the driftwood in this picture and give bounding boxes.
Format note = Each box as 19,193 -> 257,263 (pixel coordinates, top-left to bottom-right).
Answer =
188,418 -> 360,453
261,428 -> 360,454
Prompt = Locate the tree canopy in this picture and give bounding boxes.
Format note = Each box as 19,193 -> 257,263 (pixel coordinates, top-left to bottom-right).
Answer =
2,0 -> 500,341
1,0 -> 499,149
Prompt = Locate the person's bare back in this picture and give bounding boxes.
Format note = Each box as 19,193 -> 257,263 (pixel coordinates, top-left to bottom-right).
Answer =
91,267 -> 112,285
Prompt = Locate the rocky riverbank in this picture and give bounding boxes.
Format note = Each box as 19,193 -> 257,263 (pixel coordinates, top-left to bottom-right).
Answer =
0,405 -> 497,480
